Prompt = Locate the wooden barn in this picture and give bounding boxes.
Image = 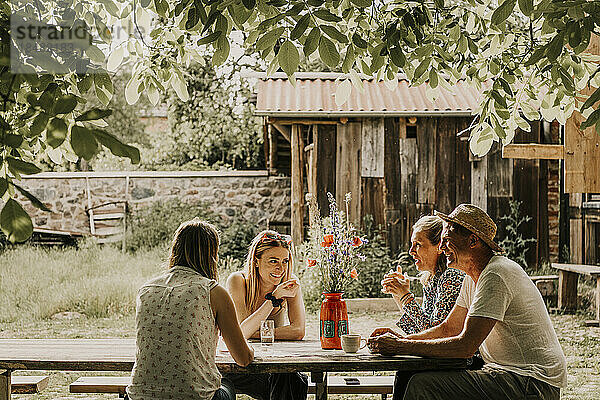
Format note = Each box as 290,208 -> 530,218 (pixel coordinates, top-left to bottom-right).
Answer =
255,72 -> 561,267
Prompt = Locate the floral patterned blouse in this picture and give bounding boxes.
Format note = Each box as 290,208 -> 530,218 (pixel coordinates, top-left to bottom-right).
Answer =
397,267 -> 465,335
127,266 -> 220,400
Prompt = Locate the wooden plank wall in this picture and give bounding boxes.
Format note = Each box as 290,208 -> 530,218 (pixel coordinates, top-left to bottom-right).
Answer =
383,118 -> 403,254
361,118 -> 385,228
312,125 -> 337,217
336,122 -> 362,224
512,121 -> 543,267
565,33 -> 600,193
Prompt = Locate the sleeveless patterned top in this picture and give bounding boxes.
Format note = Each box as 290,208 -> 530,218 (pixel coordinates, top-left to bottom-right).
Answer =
127,266 -> 220,400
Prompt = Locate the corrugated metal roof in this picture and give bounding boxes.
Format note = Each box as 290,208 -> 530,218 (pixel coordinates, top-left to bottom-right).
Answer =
255,72 -> 482,117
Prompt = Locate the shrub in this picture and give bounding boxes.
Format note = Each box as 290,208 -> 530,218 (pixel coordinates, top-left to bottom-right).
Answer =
126,198 -> 258,269
126,198 -> 218,252
497,200 -> 537,269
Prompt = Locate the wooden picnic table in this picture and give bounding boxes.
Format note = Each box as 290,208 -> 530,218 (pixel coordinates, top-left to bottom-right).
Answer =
0,338 -> 466,400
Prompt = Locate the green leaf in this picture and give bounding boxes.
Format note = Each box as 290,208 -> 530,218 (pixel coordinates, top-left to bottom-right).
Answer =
341,44 -> 355,73
76,108 -> 112,121
242,0 -> 255,9
320,25 -> 348,44
0,178 -> 7,197
429,69 -> 439,89
6,157 -> 42,175
212,36 -> 230,66
30,112 -> 50,136
77,75 -> 93,94
228,3 -> 251,27
352,33 -> 368,49
582,87 -> 600,112
3,134 -> 23,148
518,0 -> 533,16
256,27 -> 285,52
546,32 -> 564,61
490,90 -> 508,109
46,118 -> 68,148
524,47 -> 545,66
71,125 -> 99,161
491,0 -> 516,26
319,36 -> 340,68
186,6 -> 200,30
559,67 -> 575,93
313,9 -> 341,22
38,83 -> 58,113
303,27 -> 320,56
52,94 -> 78,115
350,0 -> 372,7
197,30 -> 221,45
278,40 -> 300,76
11,182 -> 51,212
567,22 -> 582,49
0,199 -> 33,243
92,129 -> 141,164
580,108 -> 600,131
290,14 -> 310,40
154,0 -> 169,17
389,47 -> 406,68
413,58 -> 431,81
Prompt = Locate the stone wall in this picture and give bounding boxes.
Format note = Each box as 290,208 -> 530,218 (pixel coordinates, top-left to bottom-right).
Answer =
16,171 -> 291,234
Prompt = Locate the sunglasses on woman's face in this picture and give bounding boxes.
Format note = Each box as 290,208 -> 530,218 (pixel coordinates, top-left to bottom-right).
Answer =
260,232 -> 293,245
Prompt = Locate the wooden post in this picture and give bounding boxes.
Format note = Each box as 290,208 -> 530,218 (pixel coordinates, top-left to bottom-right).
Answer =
291,124 -> 304,244
471,157 -> 488,211
314,125 -> 337,217
336,122 -> 361,224
268,125 -> 278,175
0,369 -> 10,400
383,118 -> 403,254
558,269 -> 578,311
311,371 -> 327,400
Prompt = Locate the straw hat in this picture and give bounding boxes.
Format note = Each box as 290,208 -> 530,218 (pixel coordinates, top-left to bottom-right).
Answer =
434,204 -> 503,253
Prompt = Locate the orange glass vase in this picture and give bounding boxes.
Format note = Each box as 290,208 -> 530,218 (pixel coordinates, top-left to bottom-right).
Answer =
319,292 -> 349,349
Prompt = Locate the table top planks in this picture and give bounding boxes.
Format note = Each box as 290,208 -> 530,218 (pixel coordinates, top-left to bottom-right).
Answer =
0,339 -> 466,374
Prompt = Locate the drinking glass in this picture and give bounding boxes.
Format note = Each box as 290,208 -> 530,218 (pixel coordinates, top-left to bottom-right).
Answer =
260,320 -> 275,347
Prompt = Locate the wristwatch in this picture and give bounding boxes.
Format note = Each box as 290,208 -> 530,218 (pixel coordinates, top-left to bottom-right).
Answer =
265,292 -> 284,308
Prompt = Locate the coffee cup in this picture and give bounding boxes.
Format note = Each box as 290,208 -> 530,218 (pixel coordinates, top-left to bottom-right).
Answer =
341,334 -> 367,353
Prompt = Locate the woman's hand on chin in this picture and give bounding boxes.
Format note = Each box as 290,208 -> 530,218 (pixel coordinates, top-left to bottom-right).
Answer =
272,278 -> 300,299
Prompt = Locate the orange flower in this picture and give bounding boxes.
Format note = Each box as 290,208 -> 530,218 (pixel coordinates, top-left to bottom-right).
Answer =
321,234 -> 334,247
307,259 -> 317,267
351,237 -> 363,247
350,268 -> 359,280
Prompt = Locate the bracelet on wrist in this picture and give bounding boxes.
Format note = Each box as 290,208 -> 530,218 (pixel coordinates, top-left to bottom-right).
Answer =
399,292 -> 413,305
265,292 -> 284,308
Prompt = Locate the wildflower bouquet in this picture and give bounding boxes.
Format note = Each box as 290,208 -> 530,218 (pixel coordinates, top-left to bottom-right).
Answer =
306,192 -> 367,294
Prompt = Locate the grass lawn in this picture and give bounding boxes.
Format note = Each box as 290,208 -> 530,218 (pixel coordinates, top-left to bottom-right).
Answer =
3,311 -> 599,400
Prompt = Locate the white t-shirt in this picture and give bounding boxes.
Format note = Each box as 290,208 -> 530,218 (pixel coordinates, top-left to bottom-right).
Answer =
456,255 -> 567,388
127,266 -> 221,400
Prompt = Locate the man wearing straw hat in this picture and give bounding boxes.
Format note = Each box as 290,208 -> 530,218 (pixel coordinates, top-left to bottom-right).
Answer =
368,204 -> 566,400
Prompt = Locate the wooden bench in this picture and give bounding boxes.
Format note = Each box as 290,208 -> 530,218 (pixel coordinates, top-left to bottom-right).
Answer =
530,275 -> 559,299
70,374 -> 395,399
11,375 -> 49,394
552,263 -> 600,326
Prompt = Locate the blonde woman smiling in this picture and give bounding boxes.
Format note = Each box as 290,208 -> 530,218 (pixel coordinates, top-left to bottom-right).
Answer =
225,230 -> 307,400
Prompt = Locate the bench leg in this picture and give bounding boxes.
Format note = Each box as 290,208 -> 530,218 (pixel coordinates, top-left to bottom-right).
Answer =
596,277 -> 600,322
558,270 -> 578,311
381,395 -> 387,400
311,371 -> 327,400
0,370 -> 10,400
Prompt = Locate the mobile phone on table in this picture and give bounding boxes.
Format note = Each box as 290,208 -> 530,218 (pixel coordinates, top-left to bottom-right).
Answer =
344,377 -> 360,385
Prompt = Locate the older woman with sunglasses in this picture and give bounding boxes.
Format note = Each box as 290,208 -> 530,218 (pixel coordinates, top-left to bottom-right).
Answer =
224,230 -> 307,400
